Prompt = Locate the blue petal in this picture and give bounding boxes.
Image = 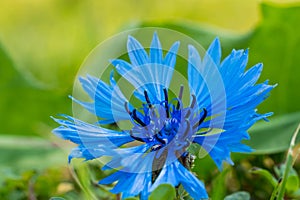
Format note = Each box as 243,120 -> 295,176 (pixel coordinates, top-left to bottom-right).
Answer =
219,49 -> 248,81
71,74 -> 130,124
68,145 -> 106,162
151,160 -> 208,199
163,41 -> 180,68
100,150 -> 154,199
52,115 -> 134,161
99,170 -> 125,185
119,171 -> 152,199
102,143 -> 153,170
127,35 -> 149,66
179,164 -> 208,199
188,39 -> 275,136
112,34 -> 180,103
150,32 -> 163,64
188,44 -> 224,117
193,39 -> 224,114
193,128 -> 252,170
203,37 -> 221,66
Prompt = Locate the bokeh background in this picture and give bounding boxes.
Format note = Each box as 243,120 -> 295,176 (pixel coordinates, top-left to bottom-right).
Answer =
0,0 -> 300,199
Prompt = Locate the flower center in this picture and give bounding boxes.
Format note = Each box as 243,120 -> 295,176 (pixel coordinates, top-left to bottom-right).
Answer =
125,86 -> 207,151
155,117 -> 179,145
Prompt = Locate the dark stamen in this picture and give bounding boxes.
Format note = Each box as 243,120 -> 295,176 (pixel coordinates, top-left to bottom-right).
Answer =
129,130 -> 145,142
155,133 -> 167,144
176,85 -> 184,110
144,90 -> 152,108
125,102 -> 147,127
183,120 -> 191,138
132,109 -> 146,126
185,110 -> 191,118
193,108 -> 207,129
124,102 -> 131,114
190,94 -> 196,109
185,95 -> 197,118
163,88 -> 170,118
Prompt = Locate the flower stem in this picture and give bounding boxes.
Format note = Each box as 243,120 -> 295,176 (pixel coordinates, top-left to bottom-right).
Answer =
276,123 -> 300,200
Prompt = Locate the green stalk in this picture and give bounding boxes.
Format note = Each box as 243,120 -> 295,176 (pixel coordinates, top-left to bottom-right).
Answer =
270,179 -> 281,200
276,123 -> 300,200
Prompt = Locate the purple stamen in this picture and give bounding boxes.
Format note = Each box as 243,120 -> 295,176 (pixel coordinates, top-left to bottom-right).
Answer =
144,90 -> 152,108
193,108 -> 207,129
176,85 -> 184,110
163,88 -> 170,118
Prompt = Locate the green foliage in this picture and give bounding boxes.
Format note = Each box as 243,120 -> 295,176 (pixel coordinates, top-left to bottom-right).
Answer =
274,124 -> 300,199
250,124 -> 300,200
247,112 -> 300,154
0,168 -> 72,200
0,1 -> 300,200
248,3 -> 300,115
224,191 -> 251,200
0,136 -> 67,171
250,167 -> 277,187
0,136 -> 73,200
285,169 -> 299,193
70,160 -> 117,200
0,42 -> 71,136
211,168 -> 230,200
149,184 -> 176,200
274,165 -> 300,194
124,198 -> 139,200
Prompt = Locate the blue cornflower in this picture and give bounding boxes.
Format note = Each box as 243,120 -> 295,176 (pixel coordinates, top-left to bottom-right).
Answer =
52,33 -> 275,199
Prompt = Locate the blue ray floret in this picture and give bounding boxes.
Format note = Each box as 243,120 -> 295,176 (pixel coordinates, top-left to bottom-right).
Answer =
52,32 -> 275,199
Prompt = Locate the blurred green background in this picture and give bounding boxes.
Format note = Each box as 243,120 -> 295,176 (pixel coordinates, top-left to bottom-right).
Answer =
0,0 -> 300,199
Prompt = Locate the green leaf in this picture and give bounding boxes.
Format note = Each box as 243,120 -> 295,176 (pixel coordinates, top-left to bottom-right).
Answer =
0,135 -> 69,187
286,171 -> 299,193
247,3 -> 300,115
71,161 -> 98,200
149,184 -> 176,200
274,123 -> 300,200
0,41 -> 71,136
291,189 -> 300,198
211,167 -> 230,200
246,112 -> 300,154
0,135 -> 67,172
250,167 -> 277,187
274,164 -> 300,193
224,191 -> 250,200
